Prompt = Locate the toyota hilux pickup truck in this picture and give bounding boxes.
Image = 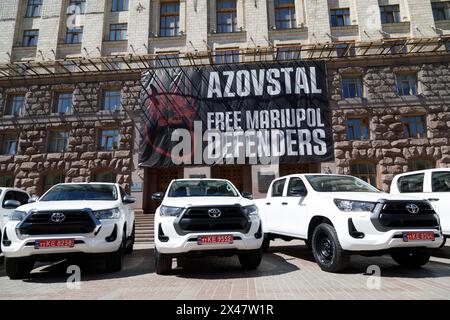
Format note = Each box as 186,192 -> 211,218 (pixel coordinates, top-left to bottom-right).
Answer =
390,168 -> 450,246
255,174 -> 443,273
152,179 -> 263,274
1,183 -> 135,279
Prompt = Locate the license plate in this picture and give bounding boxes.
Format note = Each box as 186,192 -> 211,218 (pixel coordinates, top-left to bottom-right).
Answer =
197,235 -> 233,245
403,232 -> 435,242
35,239 -> 75,249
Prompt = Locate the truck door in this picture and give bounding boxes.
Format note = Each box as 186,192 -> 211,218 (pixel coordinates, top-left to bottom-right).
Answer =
429,171 -> 450,236
265,178 -> 287,233
282,177 -> 309,238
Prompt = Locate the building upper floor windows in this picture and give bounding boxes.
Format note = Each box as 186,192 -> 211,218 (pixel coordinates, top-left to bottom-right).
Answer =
214,49 -> 239,64
336,43 -> 355,57
396,74 -> 418,96
402,115 -> 426,138
66,27 -> 83,44
351,162 -> 377,187
54,92 -> 73,114
274,0 -> 296,30
0,133 -> 18,156
330,8 -> 351,27
103,90 -> 121,112
26,0 -> 42,18
342,77 -> 363,98
99,128 -> 119,151
112,0 -> 129,12
23,30 -> 39,47
48,130 -> 69,153
109,23 -> 128,41
380,5 -> 401,24
5,95 -> 25,117
160,2 -> 180,37
346,117 -> 369,141
274,45 -> 301,60
432,1 -> 450,21
216,0 -> 237,33
69,0 -> 86,14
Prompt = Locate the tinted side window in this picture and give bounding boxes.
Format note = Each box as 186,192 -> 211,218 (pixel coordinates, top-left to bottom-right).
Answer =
432,172 -> 450,192
14,191 -> 29,205
397,174 -> 424,193
271,179 -> 286,197
287,177 -> 307,196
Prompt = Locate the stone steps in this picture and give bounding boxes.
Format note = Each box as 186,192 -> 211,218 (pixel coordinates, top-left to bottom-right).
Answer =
134,214 -> 155,244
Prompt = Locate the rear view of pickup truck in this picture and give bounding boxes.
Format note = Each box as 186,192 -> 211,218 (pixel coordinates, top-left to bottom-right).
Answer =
255,174 -> 443,273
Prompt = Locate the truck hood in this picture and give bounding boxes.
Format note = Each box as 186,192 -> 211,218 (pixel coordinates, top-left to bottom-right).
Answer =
16,201 -> 119,212
161,197 -> 254,208
318,192 -> 428,202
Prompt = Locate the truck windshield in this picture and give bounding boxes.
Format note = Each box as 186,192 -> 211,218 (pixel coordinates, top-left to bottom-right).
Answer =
40,184 -> 118,201
305,175 -> 380,193
168,180 -> 239,197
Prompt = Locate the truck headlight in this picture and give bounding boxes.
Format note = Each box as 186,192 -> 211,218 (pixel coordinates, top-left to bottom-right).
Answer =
334,199 -> 376,212
94,208 -> 121,219
242,205 -> 259,217
9,210 -> 27,221
160,206 -> 183,217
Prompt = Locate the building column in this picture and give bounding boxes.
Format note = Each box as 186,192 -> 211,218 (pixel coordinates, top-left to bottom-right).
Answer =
407,0 -> 436,38
82,0 -> 107,57
0,0 -> 20,63
185,0 -> 208,52
304,0 -> 331,43
352,0 -> 383,41
36,0 -> 64,62
243,0 -> 269,47
128,0 -> 150,55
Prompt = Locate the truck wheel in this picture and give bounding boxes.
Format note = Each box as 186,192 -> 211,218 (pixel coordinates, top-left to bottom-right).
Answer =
304,239 -> 312,250
311,223 -> 349,273
238,250 -> 262,270
154,248 -> 172,275
262,235 -> 270,253
125,224 -> 135,255
5,257 -> 34,280
391,250 -> 431,268
105,234 -> 125,272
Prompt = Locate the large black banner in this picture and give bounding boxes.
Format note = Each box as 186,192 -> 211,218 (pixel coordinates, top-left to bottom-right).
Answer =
139,61 -> 333,167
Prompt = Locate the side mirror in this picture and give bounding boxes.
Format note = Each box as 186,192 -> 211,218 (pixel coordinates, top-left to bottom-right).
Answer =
123,195 -> 136,204
289,187 -> 308,197
152,192 -> 164,201
3,199 -> 21,209
242,192 -> 253,200
28,195 -> 39,203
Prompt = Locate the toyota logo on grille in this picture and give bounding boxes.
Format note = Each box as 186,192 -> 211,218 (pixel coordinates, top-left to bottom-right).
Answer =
208,208 -> 222,218
406,204 -> 420,214
51,212 -> 66,223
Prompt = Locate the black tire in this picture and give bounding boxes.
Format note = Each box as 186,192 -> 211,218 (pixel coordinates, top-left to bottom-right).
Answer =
125,224 -> 135,255
262,235 -> 270,253
238,250 -> 262,270
439,237 -> 447,249
391,249 -> 431,268
304,239 -> 312,250
5,257 -> 34,280
154,248 -> 172,275
105,234 -> 125,272
311,223 -> 349,273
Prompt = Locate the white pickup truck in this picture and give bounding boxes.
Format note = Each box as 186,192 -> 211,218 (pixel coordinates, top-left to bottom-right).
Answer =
255,174 -> 444,273
390,168 -> 450,244
152,179 -> 263,274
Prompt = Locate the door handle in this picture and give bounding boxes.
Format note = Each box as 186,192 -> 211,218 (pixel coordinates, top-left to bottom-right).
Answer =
428,198 -> 439,202
266,202 -> 271,205
282,202 -> 288,205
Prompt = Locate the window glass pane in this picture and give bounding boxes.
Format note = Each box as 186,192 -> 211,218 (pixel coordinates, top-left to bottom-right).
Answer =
1,133 -> 18,155
0,175 -> 14,187
432,171 -> 450,192
6,95 -> 25,116
397,174 -> 424,193
350,162 -> 377,187
104,90 -> 121,111
271,179 -> 286,197
287,177 -> 307,197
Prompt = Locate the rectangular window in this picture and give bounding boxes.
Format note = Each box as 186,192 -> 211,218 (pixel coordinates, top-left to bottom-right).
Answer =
99,128 -> 119,151
1,133 -> 18,156
408,160 -> 434,172
346,118 -> 369,141
23,30 -> 39,47
396,74 -> 418,96
0,175 -> 14,187
95,171 -> 117,183
6,95 -> 25,116
397,173 -> 424,193
26,0 -> 42,17
103,90 -> 121,112
336,43 -> 355,57
275,46 -> 301,60
342,77 -> 363,98
155,53 -> 180,68
109,24 -> 128,41
330,8 -> 351,27
271,178 -> 286,197
402,115 -> 426,138
66,27 -> 83,44
432,171 -> 450,192
160,2 -> 180,37
112,0 -> 129,11
380,5 -> 401,24
389,40 -> 408,54
432,2 -> 450,21
48,130 -> 69,153
275,0 -> 296,30
217,0 -> 237,33
54,92 -> 73,113
214,49 -> 239,64
69,0 -> 86,14
351,162 -> 377,187
43,173 -> 65,192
